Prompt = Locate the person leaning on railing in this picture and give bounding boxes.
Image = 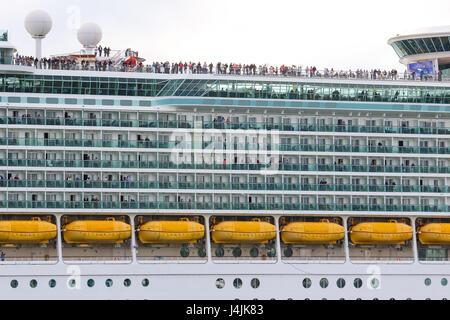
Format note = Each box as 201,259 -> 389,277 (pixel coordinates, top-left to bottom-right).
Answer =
8,52 -> 450,82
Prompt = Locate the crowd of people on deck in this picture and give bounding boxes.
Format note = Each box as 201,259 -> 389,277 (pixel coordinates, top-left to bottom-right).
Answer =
96,45 -> 111,57
10,51 -> 445,81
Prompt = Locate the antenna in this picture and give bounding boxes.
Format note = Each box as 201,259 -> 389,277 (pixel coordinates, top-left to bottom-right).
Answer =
24,10 -> 53,60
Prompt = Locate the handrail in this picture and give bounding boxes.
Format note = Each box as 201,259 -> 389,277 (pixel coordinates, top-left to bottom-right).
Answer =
8,57 -> 450,83
0,201 -> 448,213
1,160 -> 448,175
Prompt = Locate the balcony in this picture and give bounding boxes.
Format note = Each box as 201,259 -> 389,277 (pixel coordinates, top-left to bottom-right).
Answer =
2,117 -> 450,136
1,159 -> 448,175
0,138 -> 449,155
0,201 -> 448,213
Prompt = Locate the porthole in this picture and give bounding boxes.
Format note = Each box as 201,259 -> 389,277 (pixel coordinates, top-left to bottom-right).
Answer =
180,247 -> 190,258
319,278 -> 329,289
390,298 -> 395,301
267,248 -> 276,257
373,298 -> 379,301
251,278 -> 260,289
10,280 -> 18,289
30,280 -> 37,288
356,298 -> 362,301
142,279 -> 149,287
250,247 -> 259,258
233,278 -> 242,289
354,278 -> 363,289
105,279 -> 113,288
339,298 -> 345,301
442,278 -> 448,287
425,278 -> 432,286
124,279 -> 131,287
284,247 -> 293,258
198,248 -> 206,258
215,247 -> 225,257
49,279 -> 56,288
216,278 -> 225,289
68,279 -> 76,288
337,278 -> 346,289
232,248 -> 242,258
302,278 -> 312,289
371,278 -> 380,289
87,279 -> 95,288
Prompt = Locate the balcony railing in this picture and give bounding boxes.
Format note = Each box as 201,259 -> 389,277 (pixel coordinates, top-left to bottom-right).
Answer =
0,180 -> 448,194
1,160 -> 449,175
0,201 -> 448,213
0,138 -> 449,155
2,117 -> 450,136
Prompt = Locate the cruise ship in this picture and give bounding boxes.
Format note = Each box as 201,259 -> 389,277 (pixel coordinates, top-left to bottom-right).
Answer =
0,10 -> 449,300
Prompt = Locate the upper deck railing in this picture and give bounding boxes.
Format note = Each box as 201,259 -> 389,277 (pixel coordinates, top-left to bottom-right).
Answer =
7,57 -> 450,83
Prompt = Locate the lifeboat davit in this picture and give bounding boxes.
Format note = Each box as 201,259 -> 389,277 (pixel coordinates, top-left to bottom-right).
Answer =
281,219 -> 345,244
0,217 -> 57,244
138,218 -> 205,244
211,219 -> 276,244
350,220 -> 413,245
418,224 -> 450,245
63,217 -> 131,244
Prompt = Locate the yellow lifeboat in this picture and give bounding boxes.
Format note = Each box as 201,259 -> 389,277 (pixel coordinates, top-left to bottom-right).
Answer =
350,220 -> 413,245
138,218 -> 205,244
418,224 -> 450,245
0,217 -> 57,244
211,218 -> 276,244
281,219 -> 345,244
63,217 -> 131,244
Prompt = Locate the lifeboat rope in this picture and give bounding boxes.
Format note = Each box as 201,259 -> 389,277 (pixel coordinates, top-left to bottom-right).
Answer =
281,231 -> 345,235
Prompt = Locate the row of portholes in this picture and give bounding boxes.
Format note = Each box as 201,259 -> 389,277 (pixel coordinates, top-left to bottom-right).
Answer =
10,278 -> 151,289
301,278 -> 373,289
214,248 -> 276,258
216,278 -> 261,289
315,298 -> 441,301
219,276 -> 446,290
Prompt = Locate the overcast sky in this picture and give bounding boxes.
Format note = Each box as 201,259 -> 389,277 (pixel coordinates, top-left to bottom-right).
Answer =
1,0 -> 449,71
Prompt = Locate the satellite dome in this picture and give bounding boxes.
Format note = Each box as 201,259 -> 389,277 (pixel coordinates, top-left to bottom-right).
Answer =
24,10 -> 53,38
77,22 -> 102,48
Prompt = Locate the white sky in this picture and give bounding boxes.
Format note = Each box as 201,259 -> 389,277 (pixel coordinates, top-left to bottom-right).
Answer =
1,0 -> 450,71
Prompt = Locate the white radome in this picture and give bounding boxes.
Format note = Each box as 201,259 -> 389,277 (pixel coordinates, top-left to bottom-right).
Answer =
24,10 -> 53,38
77,22 -> 103,48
